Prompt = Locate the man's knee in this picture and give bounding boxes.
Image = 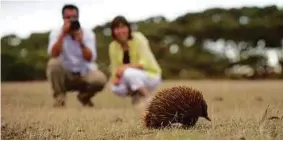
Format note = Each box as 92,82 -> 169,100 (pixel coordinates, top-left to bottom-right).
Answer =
47,58 -> 62,74
46,58 -> 66,93
85,70 -> 108,92
89,82 -> 105,92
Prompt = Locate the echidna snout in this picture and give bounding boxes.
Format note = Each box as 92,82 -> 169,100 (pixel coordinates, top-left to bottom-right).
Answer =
201,101 -> 211,121
203,115 -> 211,121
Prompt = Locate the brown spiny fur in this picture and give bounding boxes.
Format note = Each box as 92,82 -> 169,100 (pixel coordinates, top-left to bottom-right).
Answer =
143,86 -> 211,129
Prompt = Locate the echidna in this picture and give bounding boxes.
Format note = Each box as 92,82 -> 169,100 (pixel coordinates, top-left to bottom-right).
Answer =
143,86 -> 211,129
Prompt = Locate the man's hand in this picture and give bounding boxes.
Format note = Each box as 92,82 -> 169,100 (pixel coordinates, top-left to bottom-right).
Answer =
50,21 -> 70,57
74,29 -> 83,44
62,21 -> 71,36
73,29 -> 92,61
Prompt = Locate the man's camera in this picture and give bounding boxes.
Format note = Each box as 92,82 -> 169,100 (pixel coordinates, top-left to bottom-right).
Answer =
70,20 -> 81,31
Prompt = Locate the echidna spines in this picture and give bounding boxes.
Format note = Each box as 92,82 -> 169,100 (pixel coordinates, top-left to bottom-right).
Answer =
143,85 -> 210,129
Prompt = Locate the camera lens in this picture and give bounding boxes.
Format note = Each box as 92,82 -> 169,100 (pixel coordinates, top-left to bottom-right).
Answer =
70,20 -> 80,31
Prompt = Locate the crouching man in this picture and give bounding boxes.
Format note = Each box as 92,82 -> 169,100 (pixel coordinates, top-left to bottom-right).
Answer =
46,4 -> 107,107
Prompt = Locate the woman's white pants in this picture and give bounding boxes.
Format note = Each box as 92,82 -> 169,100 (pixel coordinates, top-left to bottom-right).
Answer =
111,68 -> 161,97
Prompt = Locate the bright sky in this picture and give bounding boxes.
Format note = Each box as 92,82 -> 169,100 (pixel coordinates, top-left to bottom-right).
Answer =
1,0 -> 282,38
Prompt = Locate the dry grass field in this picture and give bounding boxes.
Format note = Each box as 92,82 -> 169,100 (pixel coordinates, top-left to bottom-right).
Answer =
1,80 -> 283,139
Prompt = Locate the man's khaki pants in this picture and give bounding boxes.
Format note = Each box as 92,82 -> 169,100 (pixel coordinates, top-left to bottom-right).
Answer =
46,58 -> 107,107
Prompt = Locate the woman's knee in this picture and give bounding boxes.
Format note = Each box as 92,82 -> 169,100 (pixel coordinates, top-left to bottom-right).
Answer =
111,84 -> 128,97
123,68 -> 144,81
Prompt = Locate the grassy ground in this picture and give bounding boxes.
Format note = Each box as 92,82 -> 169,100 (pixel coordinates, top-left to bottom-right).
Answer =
1,80 -> 283,139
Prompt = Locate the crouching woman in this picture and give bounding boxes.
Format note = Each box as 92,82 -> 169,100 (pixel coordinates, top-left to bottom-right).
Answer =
108,16 -> 162,105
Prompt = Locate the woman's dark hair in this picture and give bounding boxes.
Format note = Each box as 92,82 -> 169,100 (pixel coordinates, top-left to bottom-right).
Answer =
111,15 -> 133,40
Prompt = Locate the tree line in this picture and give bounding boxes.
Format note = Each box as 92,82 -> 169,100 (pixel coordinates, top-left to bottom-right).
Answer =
1,5 -> 283,81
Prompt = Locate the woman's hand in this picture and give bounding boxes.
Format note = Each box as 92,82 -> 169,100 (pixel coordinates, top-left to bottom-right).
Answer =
113,65 -> 129,85
115,64 -> 144,77
115,65 -> 129,78
112,77 -> 121,85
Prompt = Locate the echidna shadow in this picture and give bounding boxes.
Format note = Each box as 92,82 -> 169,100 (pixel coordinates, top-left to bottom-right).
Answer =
143,86 -> 211,129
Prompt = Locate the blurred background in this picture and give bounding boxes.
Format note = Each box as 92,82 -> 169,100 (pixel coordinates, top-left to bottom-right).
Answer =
1,0 -> 283,81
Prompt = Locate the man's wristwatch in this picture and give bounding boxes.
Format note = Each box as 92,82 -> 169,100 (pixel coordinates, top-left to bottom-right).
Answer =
80,42 -> 85,48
